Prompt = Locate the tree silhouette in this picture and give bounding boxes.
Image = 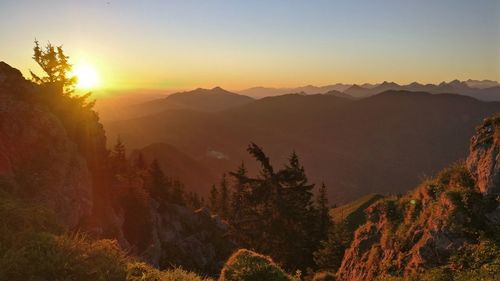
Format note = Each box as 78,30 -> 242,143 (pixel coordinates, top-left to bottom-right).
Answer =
30,40 -> 77,95
209,184 -> 219,213
317,182 -> 331,242
147,159 -> 169,202
219,173 -> 230,219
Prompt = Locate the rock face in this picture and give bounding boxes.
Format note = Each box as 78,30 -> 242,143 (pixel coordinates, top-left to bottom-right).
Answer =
142,205 -> 233,275
0,62 -> 92,228
0,61 -> 232,274
466,114 -> 500,195
337,114 -> 500,281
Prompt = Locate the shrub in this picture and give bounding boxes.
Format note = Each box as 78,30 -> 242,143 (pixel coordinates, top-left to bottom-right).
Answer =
219,249 -> 297,281
127,262 -> 212,281
312,271 -> 337,281
0,232 -> 128,281
0,194 -> 62,254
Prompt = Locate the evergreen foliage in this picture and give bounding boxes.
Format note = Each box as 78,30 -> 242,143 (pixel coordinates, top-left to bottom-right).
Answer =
226,143 -> 329,271
219,174 -> 230,219
210,184 -> 219,213
313,221 -> 352,272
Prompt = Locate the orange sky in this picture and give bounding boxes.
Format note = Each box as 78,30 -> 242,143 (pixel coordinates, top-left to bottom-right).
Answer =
1,1 -> 499,94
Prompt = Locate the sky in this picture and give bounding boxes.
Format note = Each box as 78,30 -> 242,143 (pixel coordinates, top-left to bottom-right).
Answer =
1,0 -> 499,92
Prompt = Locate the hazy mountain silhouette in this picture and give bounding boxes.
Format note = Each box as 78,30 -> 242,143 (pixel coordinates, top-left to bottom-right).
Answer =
324,89 -> 355,99
344,80 -> 500,101
465,79 -> 500,89
104,90 -> 500,203
130,143 -> 216,196
238,84 -> 351,98
106,87 -> 254,120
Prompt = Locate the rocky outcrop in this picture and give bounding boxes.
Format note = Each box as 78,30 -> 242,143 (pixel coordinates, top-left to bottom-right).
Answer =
467,114 -> 500,195
337,114 -> 500,280
0,62 -> 92,228
143,204 -> 233,275
0,61 -> 233,275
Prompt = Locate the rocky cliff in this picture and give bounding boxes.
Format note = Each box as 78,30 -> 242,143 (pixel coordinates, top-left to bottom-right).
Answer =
0,62 -> 232,275
0,61 -> 92,228
337,114 -> 500,280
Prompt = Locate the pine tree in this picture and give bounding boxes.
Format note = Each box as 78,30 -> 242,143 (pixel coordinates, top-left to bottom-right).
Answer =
313,220 -> 352,271
317,182 -> 331,242
171,180 -> 185,206
230,162 -> 247,222
30,40 -> 77,93
275,151 -> 317,270
219,174 -> 230,219
209,184 -> 219,213
228,144 -> 320,271
112,136 -> 126,162
134,152 -> 146,170
109,136 -> 128,176
186,192 -> 202,209
147,159 -> 169,202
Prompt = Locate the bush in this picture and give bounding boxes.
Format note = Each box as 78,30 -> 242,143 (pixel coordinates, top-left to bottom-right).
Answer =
127,262 -> 212,281
312,271 -> 336,281
0,194 -> 62,254
0,232 -> 128,281
219,249 -> 297,281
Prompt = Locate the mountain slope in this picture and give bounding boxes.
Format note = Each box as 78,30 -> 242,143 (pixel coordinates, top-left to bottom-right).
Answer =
330,193 -> 384,231
117,87 -> 254,119
337,114 -> 500,280
105,91 -> 500,203
130,143 -> 216,197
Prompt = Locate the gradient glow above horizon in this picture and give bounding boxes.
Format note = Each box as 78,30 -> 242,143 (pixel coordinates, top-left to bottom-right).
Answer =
1,0 -> 499,91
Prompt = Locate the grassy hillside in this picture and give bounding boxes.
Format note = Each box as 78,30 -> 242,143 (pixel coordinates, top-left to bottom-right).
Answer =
330,193 -> 383,230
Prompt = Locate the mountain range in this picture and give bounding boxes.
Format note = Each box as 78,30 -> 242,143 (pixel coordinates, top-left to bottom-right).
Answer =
236,79 -> 500,101
103,87 -> 500,202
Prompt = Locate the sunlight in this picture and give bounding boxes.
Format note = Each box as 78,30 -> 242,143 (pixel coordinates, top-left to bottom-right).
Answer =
73,63 -> 100,89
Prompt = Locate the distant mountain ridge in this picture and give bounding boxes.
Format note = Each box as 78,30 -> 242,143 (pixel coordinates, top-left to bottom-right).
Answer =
107,86 -> 254,120
237,84 -> 351,98
238,80 -> 500,101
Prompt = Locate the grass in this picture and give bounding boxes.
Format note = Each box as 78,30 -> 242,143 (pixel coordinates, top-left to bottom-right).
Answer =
330,193 -> 384,230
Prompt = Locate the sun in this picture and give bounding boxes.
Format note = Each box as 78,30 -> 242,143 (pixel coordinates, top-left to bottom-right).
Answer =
72,63 -> 100,89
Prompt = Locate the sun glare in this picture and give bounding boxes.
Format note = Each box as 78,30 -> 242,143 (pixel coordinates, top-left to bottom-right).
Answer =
73,63 -> 100,89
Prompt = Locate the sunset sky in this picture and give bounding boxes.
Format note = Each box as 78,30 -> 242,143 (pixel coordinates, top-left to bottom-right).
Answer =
1,0 -> 499,91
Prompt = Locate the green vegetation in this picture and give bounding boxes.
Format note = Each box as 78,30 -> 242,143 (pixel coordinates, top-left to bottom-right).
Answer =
224,144 -> 331,271
0,185 -> 213,281
313,221 -> 351,272
127,262 -> 213,281
219,249 -> 298,281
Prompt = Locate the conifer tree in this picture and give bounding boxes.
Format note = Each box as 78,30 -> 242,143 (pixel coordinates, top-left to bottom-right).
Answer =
209,184 -> 219,213
112,136 -> 126,162
219,174 -> 230,219
30,40 -> 77,93
186,192 -> 202,209
134,152 -> 146,170
275,151 -> 317,270
230,162 -> 247,222
313,220 -> 352,272
171,180 -> 185,206
317,182 -> 331,242
147,159 -> 169,202
228,143 -> 321,271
